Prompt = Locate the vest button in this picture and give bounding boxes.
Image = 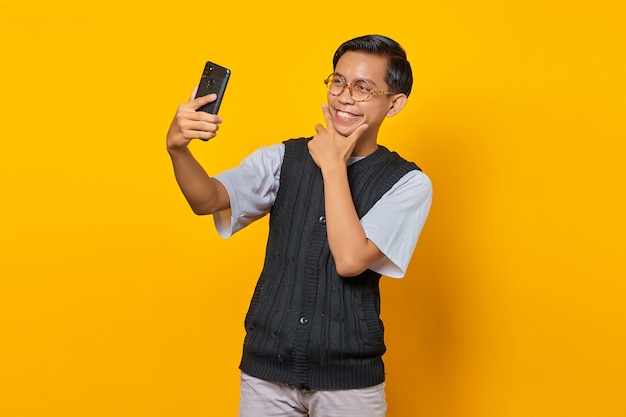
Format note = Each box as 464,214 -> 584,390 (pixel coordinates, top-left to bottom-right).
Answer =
318,216 -> 326,224
299,317 -> 308,325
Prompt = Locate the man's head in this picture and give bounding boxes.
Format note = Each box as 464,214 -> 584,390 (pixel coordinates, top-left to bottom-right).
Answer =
324,35 -> 412,153
333,35 -> 413,98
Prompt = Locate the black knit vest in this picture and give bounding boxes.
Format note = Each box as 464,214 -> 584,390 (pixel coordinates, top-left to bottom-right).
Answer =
239,137 -> 420,390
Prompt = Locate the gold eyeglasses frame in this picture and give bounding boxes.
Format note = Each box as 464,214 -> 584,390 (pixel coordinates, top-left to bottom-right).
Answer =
324,73 -> 396,102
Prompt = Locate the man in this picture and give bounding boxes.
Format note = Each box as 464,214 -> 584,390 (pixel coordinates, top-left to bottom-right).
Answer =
166,34 -> 432,417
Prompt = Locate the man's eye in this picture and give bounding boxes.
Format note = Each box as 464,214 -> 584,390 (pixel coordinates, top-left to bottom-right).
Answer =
354,81 -> 371,92
332,78 -> 346,86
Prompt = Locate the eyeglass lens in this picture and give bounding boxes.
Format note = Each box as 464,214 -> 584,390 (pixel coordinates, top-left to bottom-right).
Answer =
327,75 -> 372,101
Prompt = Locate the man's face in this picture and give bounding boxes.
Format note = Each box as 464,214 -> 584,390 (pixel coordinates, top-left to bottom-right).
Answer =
327,51 -> 398,141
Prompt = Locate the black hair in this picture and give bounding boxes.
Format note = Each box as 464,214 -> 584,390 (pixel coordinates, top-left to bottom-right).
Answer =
333,34 -> 413,97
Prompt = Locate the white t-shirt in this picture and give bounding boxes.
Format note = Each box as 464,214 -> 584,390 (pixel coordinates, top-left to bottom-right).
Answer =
213,143 -> 432,278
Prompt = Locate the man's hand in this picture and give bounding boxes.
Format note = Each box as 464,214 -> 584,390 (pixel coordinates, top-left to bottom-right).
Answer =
166,88 -> 223,152
307,104 -> 368,170
307,105 -> 382,277
165,88 -> 231,215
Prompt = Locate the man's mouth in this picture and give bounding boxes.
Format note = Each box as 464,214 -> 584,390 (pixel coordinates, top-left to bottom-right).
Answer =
335,110 -> 359,120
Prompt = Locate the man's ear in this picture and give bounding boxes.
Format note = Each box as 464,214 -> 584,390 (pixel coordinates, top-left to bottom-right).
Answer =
386,94 -> 408,117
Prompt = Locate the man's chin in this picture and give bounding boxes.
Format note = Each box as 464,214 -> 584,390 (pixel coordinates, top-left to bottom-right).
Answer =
334,125 -> 358,138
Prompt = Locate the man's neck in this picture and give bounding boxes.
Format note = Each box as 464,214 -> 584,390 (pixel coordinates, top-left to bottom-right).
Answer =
351,136 -> 379,158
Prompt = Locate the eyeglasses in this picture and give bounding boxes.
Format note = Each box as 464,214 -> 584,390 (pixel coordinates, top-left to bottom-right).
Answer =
324,73 -> 395,102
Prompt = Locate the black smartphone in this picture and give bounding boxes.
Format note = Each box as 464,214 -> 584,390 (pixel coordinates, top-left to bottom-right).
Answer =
195,61 -> 231,114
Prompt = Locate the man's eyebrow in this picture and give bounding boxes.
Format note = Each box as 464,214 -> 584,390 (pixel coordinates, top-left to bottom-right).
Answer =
334,71 -> 378,86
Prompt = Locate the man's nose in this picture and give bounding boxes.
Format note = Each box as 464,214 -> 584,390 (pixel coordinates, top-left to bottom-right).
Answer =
338,85 -> 355,103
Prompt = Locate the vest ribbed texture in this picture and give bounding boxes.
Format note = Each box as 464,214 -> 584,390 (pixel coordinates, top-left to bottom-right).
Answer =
239,137 -> 420,390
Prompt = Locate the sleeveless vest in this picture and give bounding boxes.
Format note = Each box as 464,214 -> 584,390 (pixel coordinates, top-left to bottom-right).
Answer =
239,137 -> 420,390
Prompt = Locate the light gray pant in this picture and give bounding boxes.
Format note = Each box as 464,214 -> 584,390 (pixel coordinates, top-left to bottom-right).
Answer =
238,372 -> 387,417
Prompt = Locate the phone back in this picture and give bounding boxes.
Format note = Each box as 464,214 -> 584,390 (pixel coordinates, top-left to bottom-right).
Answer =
195,61 -> 231,114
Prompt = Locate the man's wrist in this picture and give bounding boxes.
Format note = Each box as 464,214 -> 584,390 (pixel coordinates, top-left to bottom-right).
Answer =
167,142 -> 191,157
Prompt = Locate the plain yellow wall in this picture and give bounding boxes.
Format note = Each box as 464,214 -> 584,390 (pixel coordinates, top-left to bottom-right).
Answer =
1,0 -> 625,416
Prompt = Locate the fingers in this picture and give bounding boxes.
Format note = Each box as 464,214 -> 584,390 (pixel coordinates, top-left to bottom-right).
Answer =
177,112 -> 221,139
179,117 -> 220,135
348,123 -> 369,141
167,91 -> 224,150
319,103 -> 367,142
170,100 -> 223,144
189,85 -> 199,100
321,104 -> 334,130
186,91 -> 218,111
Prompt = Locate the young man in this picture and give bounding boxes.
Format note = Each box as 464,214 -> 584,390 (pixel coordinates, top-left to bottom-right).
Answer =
166,35 -> 432,417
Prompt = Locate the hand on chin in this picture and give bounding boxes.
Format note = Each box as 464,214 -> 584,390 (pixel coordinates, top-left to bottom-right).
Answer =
334,123 -> 363,139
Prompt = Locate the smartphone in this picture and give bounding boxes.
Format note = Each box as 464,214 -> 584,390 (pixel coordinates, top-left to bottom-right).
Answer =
195,61 -> 231,114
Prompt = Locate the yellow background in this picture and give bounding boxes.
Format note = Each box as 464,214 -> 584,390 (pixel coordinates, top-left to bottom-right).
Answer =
1,0 -> 625,416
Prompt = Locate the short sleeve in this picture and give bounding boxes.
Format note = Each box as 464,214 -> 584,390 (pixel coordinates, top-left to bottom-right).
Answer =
362,170 -> 433,278
212,144 -> 284,238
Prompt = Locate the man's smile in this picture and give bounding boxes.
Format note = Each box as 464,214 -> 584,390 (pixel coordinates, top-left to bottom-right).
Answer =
334,109 -> 360,120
